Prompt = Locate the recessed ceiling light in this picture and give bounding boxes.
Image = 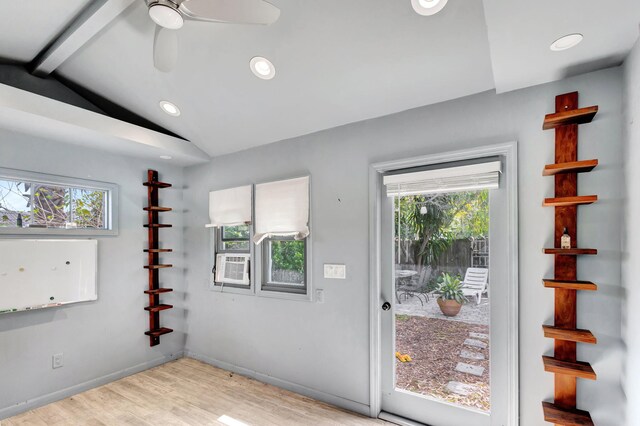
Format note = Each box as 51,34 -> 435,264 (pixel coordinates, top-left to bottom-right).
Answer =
159,155 -> 172,160
148,2 -> 183,30
411,0 -> 448,16
250,57 -> 276,80
550,33 -> 583,52
159,100 -> 181,116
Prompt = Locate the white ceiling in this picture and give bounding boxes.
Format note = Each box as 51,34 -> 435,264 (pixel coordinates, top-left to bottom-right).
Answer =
0,0 -> 638,158
56,0 -> 495,156
484,0 -> 640,93
0,0 -> 92,63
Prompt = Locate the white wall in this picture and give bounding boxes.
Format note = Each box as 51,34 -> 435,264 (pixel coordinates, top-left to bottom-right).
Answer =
622,36 -> 640,426
0,130 -> 185,418
183,67 -> 625,425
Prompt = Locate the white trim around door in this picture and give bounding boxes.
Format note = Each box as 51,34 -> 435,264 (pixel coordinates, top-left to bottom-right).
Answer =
368,141 -> 519,425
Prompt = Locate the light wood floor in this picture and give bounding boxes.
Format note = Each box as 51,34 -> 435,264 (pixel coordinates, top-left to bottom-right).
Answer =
2,357 -> 387,426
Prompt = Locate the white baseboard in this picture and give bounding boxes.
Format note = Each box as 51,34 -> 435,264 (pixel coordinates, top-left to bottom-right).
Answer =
184,350 -> 371,417
0,351 -> 183,420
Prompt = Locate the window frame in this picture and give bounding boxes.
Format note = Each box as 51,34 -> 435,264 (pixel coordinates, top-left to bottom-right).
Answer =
211,224 -> 254,292
0,167 -> 119,236
216,225 -> 252,253
260,236 -> 308,295
255,232 -> 312,301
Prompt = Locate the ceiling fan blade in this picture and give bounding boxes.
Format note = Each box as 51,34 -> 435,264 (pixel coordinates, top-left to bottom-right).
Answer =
178,0 -> 280,25
153,26 -> 179,72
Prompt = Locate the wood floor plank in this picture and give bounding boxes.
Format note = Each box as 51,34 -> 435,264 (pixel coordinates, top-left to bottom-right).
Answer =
3,358 -> 386,426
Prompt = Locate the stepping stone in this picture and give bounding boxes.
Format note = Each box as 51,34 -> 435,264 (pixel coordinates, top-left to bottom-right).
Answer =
464,338 -> 487,349
469,332 -> 489,340
455,362 -> 485,377
446,381 -> 478,396
460,349 -> 485,360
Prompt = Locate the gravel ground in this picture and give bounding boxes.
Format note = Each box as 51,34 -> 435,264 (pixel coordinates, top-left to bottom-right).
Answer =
395,315 -> 490,412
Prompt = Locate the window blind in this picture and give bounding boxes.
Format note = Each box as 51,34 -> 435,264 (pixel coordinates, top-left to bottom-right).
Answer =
253,176 -> 310,244
205,185 -> 252,228
383,160 -> 501,197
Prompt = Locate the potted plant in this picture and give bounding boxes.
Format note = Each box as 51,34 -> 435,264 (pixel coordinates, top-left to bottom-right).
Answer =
436,273 -> 465,317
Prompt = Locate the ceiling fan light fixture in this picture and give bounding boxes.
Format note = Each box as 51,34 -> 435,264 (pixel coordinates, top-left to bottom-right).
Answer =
149,2 -> 184,29
550,33 -> 583,51
250,57 -> 276,80
159,100 -> 181,116
411,0 -> 448,16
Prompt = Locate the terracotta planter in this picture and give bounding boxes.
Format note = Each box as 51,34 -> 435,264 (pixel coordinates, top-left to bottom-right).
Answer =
437,298 -> 462,317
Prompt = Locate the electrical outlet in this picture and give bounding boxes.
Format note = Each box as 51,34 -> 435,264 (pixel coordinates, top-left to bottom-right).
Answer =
315,289 -> 325,303
52,353 -> 63,369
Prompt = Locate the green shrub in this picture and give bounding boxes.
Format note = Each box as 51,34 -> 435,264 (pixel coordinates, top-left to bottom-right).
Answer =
436,272 -> 465,304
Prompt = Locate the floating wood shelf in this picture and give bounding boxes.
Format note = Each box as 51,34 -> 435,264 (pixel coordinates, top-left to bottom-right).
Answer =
541,92 -> 598,423
542,402 -> 594,426
143,181 -> 172,188
144,264 -> 173,269
144,206 -> 172,212
542,325 -> 597,344
144,288 -> 173,295
542,356 -> 596,380
542,195 -> 597,207
543,279 -> 597,291
144,304 -> 173,312
542,105 -> 598,130
145,327 -> 174,338
543,159 -> 598,176
543,248 -> 597,255
144,170 -> 173,347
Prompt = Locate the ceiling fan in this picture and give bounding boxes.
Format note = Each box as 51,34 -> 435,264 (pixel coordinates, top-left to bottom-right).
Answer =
145,0 -> 281,72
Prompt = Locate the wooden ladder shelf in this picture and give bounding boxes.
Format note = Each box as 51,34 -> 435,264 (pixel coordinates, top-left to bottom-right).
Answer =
144,169 -> 174,347
540,92 -> 598,424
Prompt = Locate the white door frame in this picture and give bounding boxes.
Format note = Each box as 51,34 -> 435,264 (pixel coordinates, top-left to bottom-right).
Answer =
368,141 -> 519,425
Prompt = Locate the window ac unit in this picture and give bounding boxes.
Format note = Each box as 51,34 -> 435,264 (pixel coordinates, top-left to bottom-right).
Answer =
215,254 -> 250,285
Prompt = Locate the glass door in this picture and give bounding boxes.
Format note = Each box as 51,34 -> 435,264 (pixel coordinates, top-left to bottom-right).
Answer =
379,158 -> 512,426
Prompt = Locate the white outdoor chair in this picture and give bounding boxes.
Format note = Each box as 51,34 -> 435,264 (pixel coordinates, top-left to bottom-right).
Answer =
461,268 -> 489,305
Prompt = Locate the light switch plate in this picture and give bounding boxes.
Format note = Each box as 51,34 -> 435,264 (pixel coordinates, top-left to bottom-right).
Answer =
315,289 -> 324,303
324,264 -> 346,279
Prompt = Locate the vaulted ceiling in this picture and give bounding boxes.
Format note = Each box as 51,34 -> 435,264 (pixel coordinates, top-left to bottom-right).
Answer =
0,0 -> 639,160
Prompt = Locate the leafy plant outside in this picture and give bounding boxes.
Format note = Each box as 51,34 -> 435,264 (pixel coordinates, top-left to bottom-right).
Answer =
436,272 -> 466,304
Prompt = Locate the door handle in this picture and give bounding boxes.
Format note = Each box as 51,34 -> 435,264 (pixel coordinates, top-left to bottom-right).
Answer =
382,301 -> 391,311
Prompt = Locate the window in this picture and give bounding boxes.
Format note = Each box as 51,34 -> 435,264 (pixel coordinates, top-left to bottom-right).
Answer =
261,236 -> 307,294
207,177 -> 311,299
0,168 -> 118,236
254,176 -> 310,297
218,225 -> 251,252
213,224 -> 252,288
207,185 -> 253,290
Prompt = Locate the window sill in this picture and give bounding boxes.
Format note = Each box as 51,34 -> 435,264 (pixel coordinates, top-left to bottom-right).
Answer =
208,282 -> 254,296
256,287 -> 313,302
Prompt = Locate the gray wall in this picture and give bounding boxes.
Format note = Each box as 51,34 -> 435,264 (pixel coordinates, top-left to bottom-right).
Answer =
622,37 -> 640,426
0,130 -> 185,417
183,67 -> 625,424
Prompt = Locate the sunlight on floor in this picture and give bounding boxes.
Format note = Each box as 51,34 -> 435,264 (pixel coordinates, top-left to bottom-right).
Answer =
218,415 -> 249,426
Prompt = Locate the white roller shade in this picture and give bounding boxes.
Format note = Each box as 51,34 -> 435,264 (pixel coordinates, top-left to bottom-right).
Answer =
205,185 -> 252,228
384,160 -> 502,197
253,176 -> 310,244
